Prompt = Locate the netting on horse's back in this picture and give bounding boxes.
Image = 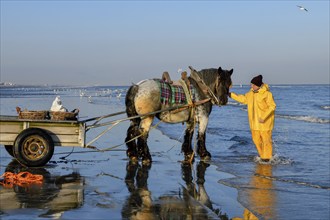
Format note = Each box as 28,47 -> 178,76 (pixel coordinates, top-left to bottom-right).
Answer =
155,79 -> 196,105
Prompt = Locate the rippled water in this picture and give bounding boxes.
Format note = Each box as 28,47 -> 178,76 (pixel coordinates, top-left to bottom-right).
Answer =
1,84 -> 329,219
159,84 -> 330,219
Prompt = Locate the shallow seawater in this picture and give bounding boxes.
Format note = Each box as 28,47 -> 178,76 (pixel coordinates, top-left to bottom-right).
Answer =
159,84 -> 330,219
0,84 -> 329,219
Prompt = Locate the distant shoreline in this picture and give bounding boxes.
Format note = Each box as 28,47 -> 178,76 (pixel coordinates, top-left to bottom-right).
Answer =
1,83 -> 329,88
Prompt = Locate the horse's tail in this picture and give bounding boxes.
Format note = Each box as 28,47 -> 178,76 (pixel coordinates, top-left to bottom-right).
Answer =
125,84 -> 141,157
125,84 -> 139,119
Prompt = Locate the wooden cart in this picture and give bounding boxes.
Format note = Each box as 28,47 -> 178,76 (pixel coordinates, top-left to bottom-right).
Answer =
0,111 -> 125,167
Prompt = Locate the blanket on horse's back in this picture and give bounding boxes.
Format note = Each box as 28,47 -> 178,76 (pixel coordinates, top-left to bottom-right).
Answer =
155,79 -> 196,105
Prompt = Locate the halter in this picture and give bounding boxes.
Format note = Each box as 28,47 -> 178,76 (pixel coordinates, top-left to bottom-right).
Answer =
189,66 -> 220,106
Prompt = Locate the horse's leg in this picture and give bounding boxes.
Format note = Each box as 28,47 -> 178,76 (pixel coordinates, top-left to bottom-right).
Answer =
137,116 -> 154,165
197,116 -> 211,161
196,161 -> 210,184
125,119 -> 141,162
124,161 -> 138,192
181,122 -> 195,162
181,162 -> 197,196
196,161 -> 212,209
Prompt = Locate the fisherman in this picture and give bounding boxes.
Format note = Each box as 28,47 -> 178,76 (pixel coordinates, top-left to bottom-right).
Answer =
229,75 -> 276,162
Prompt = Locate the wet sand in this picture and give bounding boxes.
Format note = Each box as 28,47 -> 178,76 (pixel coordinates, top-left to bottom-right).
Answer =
0,118 -> 246,219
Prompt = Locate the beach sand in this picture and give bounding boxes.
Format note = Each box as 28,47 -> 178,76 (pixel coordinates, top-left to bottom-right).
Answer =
0,117 -> 246,219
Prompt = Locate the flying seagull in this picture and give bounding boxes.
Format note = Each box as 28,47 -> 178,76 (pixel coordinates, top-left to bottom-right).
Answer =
297,5 -> 308,12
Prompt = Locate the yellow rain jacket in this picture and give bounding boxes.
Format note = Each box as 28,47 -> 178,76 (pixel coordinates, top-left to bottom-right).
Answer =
230,84 -> 276,131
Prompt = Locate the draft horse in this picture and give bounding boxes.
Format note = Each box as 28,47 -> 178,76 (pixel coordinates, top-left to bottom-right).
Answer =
125,66 -> 233,164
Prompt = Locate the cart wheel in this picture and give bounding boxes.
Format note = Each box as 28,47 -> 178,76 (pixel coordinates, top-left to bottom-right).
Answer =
5,145 -> 14,157
14,128 -> 54,167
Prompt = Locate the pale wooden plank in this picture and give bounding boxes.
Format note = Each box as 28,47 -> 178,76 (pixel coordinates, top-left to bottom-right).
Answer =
30,126 -> 79,135
0,133 -> 17,143
0,123 -> 22,133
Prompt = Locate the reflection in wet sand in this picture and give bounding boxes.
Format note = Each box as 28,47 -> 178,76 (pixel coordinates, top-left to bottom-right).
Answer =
233,163 -> 277,220
122,161 -> 229,219
122,161 -> 155,219
0,160 -> 84,218
181,162 -> 213,214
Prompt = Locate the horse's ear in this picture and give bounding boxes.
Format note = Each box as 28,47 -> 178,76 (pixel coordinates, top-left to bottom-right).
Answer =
229,69 -> 233,76
218,67 -> 223,73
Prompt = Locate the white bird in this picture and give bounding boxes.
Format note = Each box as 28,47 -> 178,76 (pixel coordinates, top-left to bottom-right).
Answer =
297,5 -> 308,12
88,96 -> 93,103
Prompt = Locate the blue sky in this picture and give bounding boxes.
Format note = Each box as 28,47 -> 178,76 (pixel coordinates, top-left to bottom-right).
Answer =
1,1 -> 329,85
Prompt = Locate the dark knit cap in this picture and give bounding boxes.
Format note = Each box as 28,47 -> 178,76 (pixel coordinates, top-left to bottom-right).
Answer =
251,75 -> 263,87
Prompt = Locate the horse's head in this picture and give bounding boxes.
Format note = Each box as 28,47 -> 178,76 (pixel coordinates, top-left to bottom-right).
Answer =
216,67 -> 233,105
189,66 -> 233,106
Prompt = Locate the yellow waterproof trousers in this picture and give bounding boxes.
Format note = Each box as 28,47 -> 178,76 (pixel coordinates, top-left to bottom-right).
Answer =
251,130 -> 273,160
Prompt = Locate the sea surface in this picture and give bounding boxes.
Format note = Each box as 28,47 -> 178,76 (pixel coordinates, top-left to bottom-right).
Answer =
0,84 -> 329,219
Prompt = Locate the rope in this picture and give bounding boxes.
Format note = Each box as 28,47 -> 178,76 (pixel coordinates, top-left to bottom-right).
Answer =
86,121 -> 120,147
82,111 -> 126,124
59,146 -> 75,160
189,102 -> 199,164
53,120 -> 164,156
166,127 -> 186,153
88,120 -> 163,152
0,171 -> 43,188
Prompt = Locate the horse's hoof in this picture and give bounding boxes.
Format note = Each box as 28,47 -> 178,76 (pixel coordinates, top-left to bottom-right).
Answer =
142,158 -> 152,165
129,156 -> 139,163
183,153 -> 195,163
200,155 -> 211,162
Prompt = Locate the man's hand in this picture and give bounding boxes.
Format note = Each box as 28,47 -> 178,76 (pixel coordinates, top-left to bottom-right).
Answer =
258,118 -> 265,123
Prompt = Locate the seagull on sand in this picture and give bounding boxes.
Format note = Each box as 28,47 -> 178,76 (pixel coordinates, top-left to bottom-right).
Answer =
297,5 -> 308,12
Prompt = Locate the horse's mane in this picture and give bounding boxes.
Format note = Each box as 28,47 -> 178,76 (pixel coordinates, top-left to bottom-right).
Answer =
194,68 -> 218,90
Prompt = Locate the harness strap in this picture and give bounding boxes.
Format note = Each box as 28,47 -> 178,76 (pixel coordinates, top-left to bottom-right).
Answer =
179,79 -> 192,105
178,79 -> 195,121
189,66 -> 220,105
169,98 -> 211,114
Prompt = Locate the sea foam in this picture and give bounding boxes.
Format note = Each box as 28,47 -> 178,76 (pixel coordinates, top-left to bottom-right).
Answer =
277,114 -> 330,124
